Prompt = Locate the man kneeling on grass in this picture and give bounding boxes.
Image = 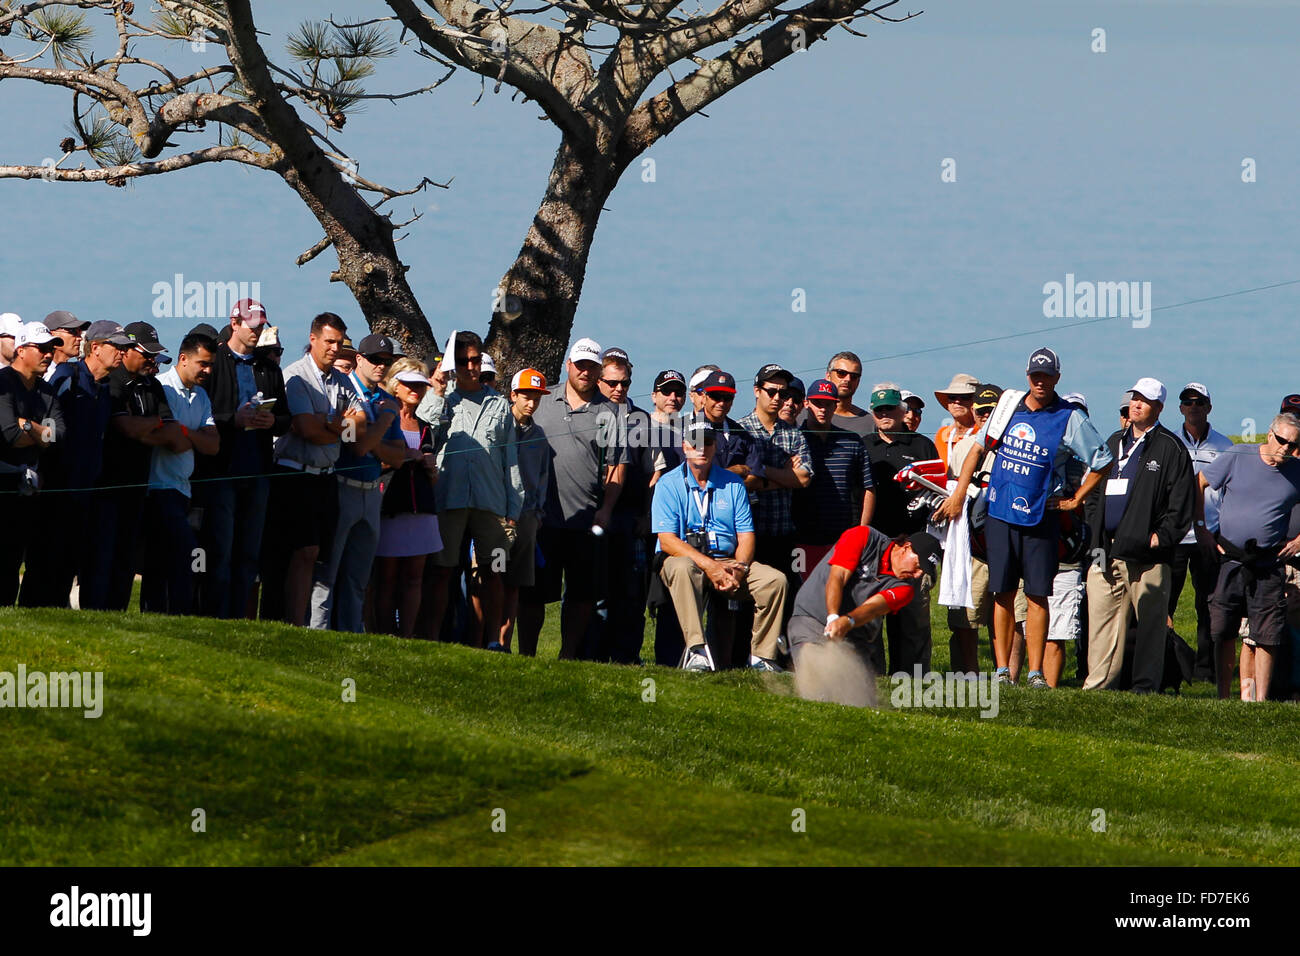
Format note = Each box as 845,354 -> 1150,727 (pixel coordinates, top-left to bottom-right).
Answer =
651,413 -> 787,672
787,525 -> 942,677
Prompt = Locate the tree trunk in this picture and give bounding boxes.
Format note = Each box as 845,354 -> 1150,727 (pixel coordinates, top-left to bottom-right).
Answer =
281,170 -> 437,361
485,135 -> 617,384
226,0 -> 437,362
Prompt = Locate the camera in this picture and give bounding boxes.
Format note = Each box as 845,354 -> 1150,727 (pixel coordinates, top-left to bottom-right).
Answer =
685,530 -> 710,553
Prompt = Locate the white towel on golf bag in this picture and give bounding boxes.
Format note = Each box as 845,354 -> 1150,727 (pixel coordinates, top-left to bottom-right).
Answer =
938,478 -> 974,609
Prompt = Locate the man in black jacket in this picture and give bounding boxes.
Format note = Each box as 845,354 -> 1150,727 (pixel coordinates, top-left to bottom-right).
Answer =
195,299 -> 290,618
1083,378 -> 1194,692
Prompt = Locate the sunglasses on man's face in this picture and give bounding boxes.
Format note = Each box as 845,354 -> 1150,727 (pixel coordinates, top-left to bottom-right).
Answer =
1270,431 -> 1300,453
365,354 -> 395,367
759,386 -> 791,400
602,378 -> 631,389
829,368 -> 861,380
1180,398 -> 1206,406
657,387 -> 685,399
703,392 -> 734,404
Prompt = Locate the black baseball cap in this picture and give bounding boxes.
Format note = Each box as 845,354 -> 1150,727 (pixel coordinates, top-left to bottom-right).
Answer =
1026,346 -> 1061,376
973,384 -> 1003,414
908,532 -> 943,578
123,321 -> 171,363
754,363 -> 794,386
357,332 -> 403,358
187,322 -> 220,340
654,369 -> 686,392
787,376 -> 806,398
683,413 -> 717,446
601,346 -> 631,366
698,370 -> 737,394
1281,394 -> 1300,415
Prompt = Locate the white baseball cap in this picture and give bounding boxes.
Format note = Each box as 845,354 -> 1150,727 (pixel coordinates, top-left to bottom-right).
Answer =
480,353 -> 497,375
568,337 -> 601,365
0,312 -> 23,338
15,321 -> 63,349
1127,377 -> 1167,404
1061,391 -> 1088,411
1179,382 -> 1211,402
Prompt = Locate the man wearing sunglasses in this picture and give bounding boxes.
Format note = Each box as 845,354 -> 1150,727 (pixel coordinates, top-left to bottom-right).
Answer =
0,322 -> 66,604
418,330 -> 524,646
311,332 -> 410,633
1169,382 -> 1234,683
1198,411 -> 1300,700
85,321 -> 188,611
817,350 -> 874,437
739,364 -> 813,625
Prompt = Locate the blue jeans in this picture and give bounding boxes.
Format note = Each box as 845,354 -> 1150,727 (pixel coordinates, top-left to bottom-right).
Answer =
310,481 -> 382,633
201,476 -> 269,619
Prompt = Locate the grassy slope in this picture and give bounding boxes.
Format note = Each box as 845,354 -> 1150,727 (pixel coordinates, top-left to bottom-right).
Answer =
3,601 -> 1298,866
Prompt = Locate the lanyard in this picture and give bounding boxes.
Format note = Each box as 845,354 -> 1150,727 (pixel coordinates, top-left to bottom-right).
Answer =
1116,428 -> 1147,473
685,471 -> 712,529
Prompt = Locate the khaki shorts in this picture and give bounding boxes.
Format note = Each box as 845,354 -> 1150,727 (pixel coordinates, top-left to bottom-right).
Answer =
434,507 -> 516,569
947,556 -> 1027,629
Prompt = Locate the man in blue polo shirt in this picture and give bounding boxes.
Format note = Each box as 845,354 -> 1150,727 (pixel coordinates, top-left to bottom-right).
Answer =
652,414 -> 787,672
938,347 -> 1112,688
311,331 -> 409,633
143,333 -> 220,615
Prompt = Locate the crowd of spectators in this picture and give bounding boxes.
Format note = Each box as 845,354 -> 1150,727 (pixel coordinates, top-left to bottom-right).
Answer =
2,303 -> 1298,701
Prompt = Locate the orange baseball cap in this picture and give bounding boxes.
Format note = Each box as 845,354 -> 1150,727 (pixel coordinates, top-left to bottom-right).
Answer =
511,368 -> 550,394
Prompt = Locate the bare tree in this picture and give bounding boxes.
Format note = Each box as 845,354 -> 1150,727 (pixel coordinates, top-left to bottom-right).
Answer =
0,0 -> 446,356
385,0 -> 918,379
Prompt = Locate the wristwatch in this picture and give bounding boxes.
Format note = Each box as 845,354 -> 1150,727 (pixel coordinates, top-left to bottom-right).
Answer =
1194,520 -> 1206,529
21,420 -> 34,434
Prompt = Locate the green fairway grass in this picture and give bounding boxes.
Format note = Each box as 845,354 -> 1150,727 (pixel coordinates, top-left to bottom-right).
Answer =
2,600 -> 1297,866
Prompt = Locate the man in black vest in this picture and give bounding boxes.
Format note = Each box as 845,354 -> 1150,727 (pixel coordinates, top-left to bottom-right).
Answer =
1083,378 -> 1194,692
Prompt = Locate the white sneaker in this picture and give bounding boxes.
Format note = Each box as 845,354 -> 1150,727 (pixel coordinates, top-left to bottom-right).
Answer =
682,646 -> 715,672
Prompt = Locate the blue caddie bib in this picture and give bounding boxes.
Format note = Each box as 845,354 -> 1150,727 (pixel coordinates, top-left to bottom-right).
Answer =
986,398 -> 1073,526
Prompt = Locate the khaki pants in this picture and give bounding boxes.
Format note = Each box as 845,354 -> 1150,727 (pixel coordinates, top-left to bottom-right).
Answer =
1085,559 -> 1170,691
660,556 -> 786,661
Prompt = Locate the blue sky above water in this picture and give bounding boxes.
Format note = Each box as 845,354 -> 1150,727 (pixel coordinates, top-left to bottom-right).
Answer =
2,0 -> 1298,435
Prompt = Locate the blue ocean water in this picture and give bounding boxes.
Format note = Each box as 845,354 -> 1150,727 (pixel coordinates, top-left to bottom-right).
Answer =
2,0 -> 1297,435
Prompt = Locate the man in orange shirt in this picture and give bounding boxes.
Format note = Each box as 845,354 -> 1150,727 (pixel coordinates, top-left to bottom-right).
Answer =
933,373 -> 980,469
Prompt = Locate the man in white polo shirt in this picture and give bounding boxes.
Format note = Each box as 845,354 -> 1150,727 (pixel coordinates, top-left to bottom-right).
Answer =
143,332 -> 220,615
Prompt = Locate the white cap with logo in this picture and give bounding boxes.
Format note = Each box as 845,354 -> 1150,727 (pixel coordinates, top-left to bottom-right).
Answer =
568,337 -> 601,365
15,321 -> 63,348
1127,377 -> 1167,404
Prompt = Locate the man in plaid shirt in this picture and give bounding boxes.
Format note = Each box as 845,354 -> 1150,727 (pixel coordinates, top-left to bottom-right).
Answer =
739,364 -> 813,622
